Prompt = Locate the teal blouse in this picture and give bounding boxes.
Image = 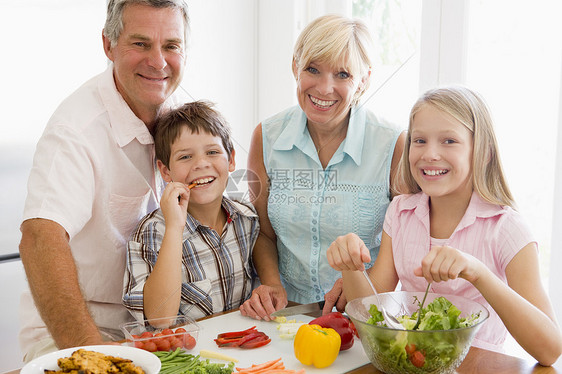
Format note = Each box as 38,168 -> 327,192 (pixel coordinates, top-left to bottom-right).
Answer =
262,105 -> 402,303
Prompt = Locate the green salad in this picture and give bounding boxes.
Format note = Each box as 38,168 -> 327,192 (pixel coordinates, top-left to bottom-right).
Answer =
364,296 -> 481,373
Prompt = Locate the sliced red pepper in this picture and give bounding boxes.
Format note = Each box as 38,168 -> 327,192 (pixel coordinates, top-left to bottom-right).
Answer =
216,326 -> 257,339
239,337 -> 271,349
309,312 -> 355,351
215,327 -> 270,349
233,332 -> 267,346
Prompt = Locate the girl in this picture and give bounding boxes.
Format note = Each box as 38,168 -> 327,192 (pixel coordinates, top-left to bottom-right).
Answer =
327,86 -> 562,366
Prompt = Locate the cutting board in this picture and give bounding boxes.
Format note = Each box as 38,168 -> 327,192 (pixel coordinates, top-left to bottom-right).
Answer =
194,311 -> 371,373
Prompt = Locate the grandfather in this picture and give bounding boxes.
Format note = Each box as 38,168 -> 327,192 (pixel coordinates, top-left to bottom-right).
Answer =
18,0 -> 189,362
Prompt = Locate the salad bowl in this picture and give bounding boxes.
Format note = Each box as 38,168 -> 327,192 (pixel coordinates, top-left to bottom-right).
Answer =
346,291 -> 489,374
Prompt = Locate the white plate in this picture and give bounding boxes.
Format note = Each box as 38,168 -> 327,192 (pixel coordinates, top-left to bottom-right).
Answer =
21,344 -> 161,374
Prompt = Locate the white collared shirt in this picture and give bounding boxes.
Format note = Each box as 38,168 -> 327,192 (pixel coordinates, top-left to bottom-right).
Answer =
19,64 -> 186,354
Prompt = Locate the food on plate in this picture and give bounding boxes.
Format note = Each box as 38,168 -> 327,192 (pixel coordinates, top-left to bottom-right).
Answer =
214,326 -> 271,349
365,296 -> 481,371
309,312 -> 355,351
44,349 -> 145,374
154,348 -> 235,374
234,358 -> 305,374
293,324 -> 340,368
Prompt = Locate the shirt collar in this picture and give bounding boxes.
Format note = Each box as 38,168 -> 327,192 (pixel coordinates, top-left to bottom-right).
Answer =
401,191 -> 507,234
184,196 -> 258,235
271,106 -> 366,166
341,106 -> 366,166
272,107 -> 310,152
98,63 -> 180,148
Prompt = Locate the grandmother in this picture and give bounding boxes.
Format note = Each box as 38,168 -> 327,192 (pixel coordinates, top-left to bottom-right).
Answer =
240,14 -> 406,320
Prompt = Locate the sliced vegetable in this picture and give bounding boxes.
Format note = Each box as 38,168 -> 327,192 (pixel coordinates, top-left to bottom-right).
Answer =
234,358 -> 305,374
309,311 -> 355,351
215,327 -> 271,349
199,349 -> 239,362
293,324 -> 341,368
276,322 -> 306,340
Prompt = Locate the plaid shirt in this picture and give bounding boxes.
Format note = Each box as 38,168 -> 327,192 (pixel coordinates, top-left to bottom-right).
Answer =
123,197 -> 259,321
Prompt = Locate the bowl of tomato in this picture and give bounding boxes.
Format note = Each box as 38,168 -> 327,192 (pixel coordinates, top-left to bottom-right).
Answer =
120,315 -> 200,353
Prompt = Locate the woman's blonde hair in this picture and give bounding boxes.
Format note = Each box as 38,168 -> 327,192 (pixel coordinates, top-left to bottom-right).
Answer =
395,86 -> 515,208
292,14 -> 374,106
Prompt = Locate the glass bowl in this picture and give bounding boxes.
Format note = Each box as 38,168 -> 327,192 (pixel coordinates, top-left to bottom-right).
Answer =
120,315 -> 199,352
345,291 -> 489,374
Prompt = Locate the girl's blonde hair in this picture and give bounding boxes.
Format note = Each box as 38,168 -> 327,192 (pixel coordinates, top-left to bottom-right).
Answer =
292,14 -> 373,106
395,86 -> 515,208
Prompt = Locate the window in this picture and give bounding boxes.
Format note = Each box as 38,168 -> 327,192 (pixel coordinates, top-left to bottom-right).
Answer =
352,0 -> 422,127
466,0 -> 562,285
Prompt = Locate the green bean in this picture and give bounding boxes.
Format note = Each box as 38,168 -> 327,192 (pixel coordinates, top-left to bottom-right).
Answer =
160,348 -> 183,362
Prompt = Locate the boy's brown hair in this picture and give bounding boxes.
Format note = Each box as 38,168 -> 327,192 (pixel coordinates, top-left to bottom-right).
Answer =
154,100 -> 234,167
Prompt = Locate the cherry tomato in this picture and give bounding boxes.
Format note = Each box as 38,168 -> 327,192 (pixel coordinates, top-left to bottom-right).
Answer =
155,337 -> 171,351
140,331 -> 153,339
410,350 -> 425,368
175,328 -> 186,333
183,333 -> 196,350
405,343 -> 417,356
144,341 -> 157,352
134,341 -> 144,350
162,328 -> 174,335
169,337 -> 183,351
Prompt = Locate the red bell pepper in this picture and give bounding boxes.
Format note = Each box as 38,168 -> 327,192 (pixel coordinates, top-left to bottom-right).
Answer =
309,312 -> 355,351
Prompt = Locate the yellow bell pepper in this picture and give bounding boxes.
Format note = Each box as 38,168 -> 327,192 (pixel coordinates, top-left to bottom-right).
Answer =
294,324 -> 341,368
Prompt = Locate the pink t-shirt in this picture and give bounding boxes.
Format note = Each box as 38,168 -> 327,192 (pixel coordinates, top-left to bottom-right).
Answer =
383,192 -> 535,352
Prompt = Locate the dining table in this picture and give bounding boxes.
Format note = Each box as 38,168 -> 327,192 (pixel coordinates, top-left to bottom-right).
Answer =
7,305 -> 561,374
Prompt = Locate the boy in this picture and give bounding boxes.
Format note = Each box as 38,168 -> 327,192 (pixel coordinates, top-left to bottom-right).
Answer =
123,101 -> 259,321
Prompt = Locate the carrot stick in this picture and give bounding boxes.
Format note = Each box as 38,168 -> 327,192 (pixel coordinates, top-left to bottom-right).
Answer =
246,362 -> 284,374
188,182 -> 197,189
235,358 -> 282,373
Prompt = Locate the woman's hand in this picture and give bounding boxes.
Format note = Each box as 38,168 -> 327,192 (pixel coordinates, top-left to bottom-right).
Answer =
322,278 -> 347,314
327,233 -> 371,272
414,245 -> 484,284
160,182 -> 190,230
239,284 -> 288,321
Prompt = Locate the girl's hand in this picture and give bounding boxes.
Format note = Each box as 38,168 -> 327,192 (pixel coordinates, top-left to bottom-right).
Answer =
160,182 -> 189,230
327,233 -> 371,272
414,245 -> 484,284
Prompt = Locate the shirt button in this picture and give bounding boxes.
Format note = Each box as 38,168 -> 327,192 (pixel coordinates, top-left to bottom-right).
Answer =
313,211 -> 318,217
312,277 -> 317,282
312,227 -> 317,232
313,236 -> 317,240
312,219 -> 317,224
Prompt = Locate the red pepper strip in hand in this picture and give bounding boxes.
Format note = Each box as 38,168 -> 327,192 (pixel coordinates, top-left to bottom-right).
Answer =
216,326 -> 257,339
309,312 -> 355,351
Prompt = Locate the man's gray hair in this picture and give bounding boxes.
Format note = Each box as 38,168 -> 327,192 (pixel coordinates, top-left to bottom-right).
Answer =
103,0 -> 190,48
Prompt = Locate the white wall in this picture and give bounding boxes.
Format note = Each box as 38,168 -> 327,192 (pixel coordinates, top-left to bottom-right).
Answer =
183,0 -> 258,169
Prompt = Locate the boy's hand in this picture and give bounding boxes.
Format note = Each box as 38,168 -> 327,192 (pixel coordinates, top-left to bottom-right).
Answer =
414,246 -> 483,284
160,182 -> 190,230
327,233 -> 371,272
